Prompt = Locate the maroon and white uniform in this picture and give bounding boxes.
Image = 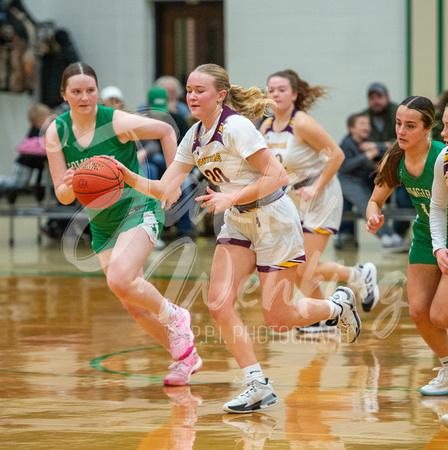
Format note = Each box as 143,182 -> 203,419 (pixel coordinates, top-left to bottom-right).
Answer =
264,110 -> 343,234
176,106 -> 305,271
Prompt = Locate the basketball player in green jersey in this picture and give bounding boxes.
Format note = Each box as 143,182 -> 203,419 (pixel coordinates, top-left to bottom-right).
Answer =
365,96 -> 448,395
45,62 -> 202,386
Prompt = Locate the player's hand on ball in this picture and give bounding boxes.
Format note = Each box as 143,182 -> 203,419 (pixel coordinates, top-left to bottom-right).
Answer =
73,156 -> 124,209
110,158 -> 134,184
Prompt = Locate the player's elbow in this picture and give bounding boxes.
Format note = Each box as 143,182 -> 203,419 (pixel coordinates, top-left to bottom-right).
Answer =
55,186 -> 75,205
58,198 -> 74,206
159,122 -> 177,141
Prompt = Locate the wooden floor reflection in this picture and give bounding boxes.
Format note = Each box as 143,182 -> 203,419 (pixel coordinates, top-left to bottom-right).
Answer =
1,219 -> 448,448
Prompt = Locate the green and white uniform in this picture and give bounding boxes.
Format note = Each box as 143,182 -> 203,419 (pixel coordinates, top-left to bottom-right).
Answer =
398,140 -> 445,264
55,105 -> 164,253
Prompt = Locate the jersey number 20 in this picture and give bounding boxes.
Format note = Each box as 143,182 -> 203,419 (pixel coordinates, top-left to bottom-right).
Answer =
203,167 -> 230,184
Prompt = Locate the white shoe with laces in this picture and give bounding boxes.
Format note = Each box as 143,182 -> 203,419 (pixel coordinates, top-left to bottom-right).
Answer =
326,286 -> 361,344
223,377 -> 278,414
352,263 -> 380,312
420,367 -> 448,395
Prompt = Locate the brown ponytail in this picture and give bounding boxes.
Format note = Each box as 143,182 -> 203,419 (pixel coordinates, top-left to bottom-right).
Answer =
374,141 -> 403,188
267,69 -> 327,111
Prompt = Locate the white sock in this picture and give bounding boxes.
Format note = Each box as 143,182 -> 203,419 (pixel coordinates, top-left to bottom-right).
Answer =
326,299 -> 342,320
158,299 -> 176,323
242,363 -> 265,382
348,266 -> 360,285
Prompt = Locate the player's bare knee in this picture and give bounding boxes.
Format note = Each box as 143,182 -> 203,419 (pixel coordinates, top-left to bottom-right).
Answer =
208,301 -> 226,320
408,303 -> 430,326
208,298 -> 235,323
207,290 -> 234,314
107,271 -> 130,299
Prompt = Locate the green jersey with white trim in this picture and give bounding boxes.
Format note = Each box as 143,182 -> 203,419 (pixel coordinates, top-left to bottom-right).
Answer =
55,105 -> 161,232
398,140 -> 445,226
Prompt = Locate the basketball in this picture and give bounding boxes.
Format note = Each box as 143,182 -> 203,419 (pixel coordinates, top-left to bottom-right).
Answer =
72,156 -> 124,209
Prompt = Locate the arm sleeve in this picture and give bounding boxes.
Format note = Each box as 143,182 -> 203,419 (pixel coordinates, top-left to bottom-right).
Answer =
430,151 -> 448,253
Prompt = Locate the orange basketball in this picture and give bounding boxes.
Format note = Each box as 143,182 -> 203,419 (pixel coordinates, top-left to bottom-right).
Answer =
73,156 -> 124,209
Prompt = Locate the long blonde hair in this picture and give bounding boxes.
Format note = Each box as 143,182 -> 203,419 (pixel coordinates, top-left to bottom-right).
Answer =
193,64 -> 273,120
375,96 -> 435,188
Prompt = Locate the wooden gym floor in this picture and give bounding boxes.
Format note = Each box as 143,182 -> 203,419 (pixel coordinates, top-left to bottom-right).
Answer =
1,216 -> 447,449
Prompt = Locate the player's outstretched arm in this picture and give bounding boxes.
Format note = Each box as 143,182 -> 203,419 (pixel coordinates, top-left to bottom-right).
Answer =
112,157 -> 192,207
112,110 -> 178,167
366,184 -> 394,234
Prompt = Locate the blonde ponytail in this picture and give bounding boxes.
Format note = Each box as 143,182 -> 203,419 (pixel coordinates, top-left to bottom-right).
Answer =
194,64 -> 273,120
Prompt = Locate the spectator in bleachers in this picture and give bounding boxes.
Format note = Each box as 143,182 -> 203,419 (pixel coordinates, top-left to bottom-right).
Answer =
338,112 -> 407,252
362,82 -> 398,153
137,86 -> 189,179
138,86 -> 195,240
0,103 -> 52,191
100,85 -> 126,111
40,28 -> 79,110
154,75 -> 191,122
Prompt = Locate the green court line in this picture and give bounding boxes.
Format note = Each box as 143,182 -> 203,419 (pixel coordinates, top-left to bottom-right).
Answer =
90,346 -> 229,385
0,271 -> 210,280
0,271 -> 105,278
0,271 -> 407,288
90,346 -> 165,380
